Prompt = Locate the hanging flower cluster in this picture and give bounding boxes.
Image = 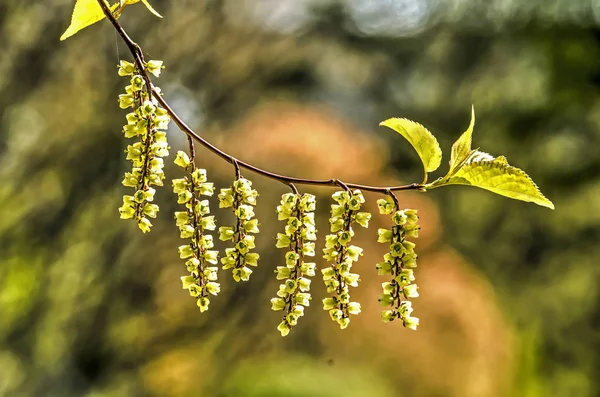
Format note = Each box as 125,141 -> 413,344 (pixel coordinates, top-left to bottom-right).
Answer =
376,195 -> 420,330
322,190 -> 371,329
172,151 -> 220,312
117,60 -> 170,233
218,178 -> 260,281
270,193 -> 317,336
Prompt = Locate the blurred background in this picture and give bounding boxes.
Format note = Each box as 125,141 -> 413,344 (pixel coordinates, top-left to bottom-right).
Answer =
1,0 -> 599,396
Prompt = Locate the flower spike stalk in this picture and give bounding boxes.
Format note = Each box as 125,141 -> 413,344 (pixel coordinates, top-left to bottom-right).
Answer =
173,151 -> 220,312
117,60 -> 170,233
218,178 -> 260,282
271,192 -> 317,336
322,189 -> 371,329
376,195 -> 420,330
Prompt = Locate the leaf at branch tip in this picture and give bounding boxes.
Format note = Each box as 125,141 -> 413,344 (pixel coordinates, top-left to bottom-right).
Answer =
140,0 -> 163,17
60,0 -> 161,41
379,118 -> 442,179
448,105 -> 475,175
60,0 -> 119,41
431,153 -> 555,209
123,0 -> 163,17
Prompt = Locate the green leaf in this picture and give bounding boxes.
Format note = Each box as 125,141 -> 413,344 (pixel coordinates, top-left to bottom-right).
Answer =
379,118 -> 442,182
448,105 -> 475,176
60,0 -> 118,41
429,153 -> 554,209
60,0 -> 162,41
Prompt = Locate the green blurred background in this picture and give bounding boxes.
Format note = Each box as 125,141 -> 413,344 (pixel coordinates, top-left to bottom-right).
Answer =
1,0 -> 599,396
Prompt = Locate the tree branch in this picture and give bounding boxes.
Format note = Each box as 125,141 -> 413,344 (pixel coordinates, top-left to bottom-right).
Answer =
97,0 -> 424,194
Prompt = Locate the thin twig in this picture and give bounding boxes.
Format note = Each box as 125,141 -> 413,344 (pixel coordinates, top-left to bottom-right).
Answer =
288,183 -> 299,195
186,135 -> 196,163
334,179 -> 351,193
232,158 -> 241,180
385,189 -> 400,210
97,0 -> 424,194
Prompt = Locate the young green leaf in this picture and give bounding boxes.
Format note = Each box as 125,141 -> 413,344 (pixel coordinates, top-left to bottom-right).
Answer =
448,105 -> 475,176
429,153 -> 554,209
60,0 -> 162,41
379,118 -> 442,182
60,0 -> 119,41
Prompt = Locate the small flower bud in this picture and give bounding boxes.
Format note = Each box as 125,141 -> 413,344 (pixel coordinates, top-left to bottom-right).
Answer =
321,267 -> 336,280
295,293 -> 311,306
201,216 -> 216,231
178,245 -> 194,259
322,297 -> 337,310
198,234 -> 215,249
197,297 -> 210,312
218,188 -> 235,208
382,310 -> 397,323
203,250 -> 219,264
232,178 -> 252,194
191,168 -> 207,184
338,317 -> 350,329
146,60 -> 164,77
403,316 -> 419,330
119,94 -> 135,109
377,196 -> 396,214
271,297 -> 286,311
218,226 -> 235,241
275,266 -> 291,280
195,200 -> 210,216
141,100 -> 156,116
244,252 -> 260,267
187,284 -> 201,297
118,60 -> 136,76
177,190 -> 193,204
346,245 -> 363,262
277,321 -> 291,336
119,203 -> 135,219
130,75 -> 145,91
181,276 -> 195,289
235,204 -> 255,220
302,243 -> 315,257
197,182 -> 214,196
354,212 -> 371,228
205,282 -> 221,296
244,219 -> 260,234
347,302 -> 361,315
392,210 -> 408,226
179,224 -> 195,239
403,284 -> 419,298
298,277 -> 311,292
396,269 -> 415,286
137,217 -> 152,233
174,211 -> 190,227
329,309 -> 343,321
276,233 -> 291,248
174,151 -> 191,169
382,281 -> 397,294
185,258 -> 200,273
377,228 -> 393,243
172,178 -> 188,194
232,266 -> 252,282
300,262 -> 316,277
331,191 -> 349,204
